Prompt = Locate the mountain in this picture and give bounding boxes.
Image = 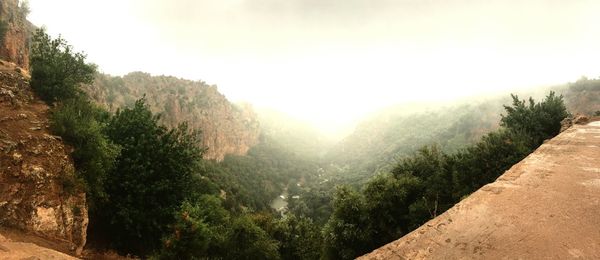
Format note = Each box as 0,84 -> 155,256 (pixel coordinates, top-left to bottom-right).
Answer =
85,72 -> 260,161
0,0 -> 32,69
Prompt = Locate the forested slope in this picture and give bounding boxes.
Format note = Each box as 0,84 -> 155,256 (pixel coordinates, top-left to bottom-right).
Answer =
86,72 -> 260,161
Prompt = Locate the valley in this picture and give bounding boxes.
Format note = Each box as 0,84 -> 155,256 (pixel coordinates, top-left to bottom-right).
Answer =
1,0 -> 600,259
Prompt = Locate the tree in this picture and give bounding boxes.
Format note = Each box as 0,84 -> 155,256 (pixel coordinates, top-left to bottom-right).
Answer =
50,97 -> 120,207
30,28 -> 96,104
501,91 -> 569,145
363,173 -> 421,246
225,216 -> 280,260
391,146 -> 454,220
451,129 -> 533,199
322,186 -> 372,260
156,196 -> 231,259
273,215 -> 322,260
96,98 -> 206,255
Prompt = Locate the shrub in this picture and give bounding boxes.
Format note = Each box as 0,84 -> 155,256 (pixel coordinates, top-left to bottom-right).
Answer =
30,29 -> 96,104
501,91 -> 569,145
50,97 -> 120,207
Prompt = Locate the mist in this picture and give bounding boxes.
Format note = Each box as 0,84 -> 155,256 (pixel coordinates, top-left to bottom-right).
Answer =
28,0 -> 600,136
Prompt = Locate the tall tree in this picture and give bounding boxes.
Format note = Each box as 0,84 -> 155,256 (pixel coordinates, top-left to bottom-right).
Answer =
30,28 -> 96,104
97,98 -> 206,255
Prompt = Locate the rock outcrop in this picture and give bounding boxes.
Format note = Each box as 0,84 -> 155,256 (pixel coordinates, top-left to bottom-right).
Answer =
560,113 -> 590,132
360,120 -> 600,259
0,0 -> 31,69
86,72 -> 260,161
0,61 -> 87,255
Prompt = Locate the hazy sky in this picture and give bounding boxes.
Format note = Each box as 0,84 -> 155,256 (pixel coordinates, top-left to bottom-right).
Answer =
28,0 -> 600,134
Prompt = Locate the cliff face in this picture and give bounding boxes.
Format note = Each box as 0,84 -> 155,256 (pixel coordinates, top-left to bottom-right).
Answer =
360,120 -> 600,260
0,0 -> 30,69
0,61 -> 87,255
86,72 -> 260,161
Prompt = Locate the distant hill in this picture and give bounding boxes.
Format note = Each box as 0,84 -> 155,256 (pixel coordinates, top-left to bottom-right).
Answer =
85,72 -> 260,161
324,100 -> 504,185
325,78 -> 600,184
559,77 -> 600,115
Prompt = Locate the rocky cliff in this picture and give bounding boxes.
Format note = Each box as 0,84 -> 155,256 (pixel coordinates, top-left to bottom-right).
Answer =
0,60 -> 87,255
86,72 -> 260,161
360,119 -> 600,259
0,0 -> 31,69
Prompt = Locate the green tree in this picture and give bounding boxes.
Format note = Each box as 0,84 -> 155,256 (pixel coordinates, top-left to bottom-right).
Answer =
322,186 -> 372,260
225,216 -> 280,260
363,173 -> 421,246
273,215 -> 322,260
156,195 -> 231,259
96,98 -> 206,255
50,97 -> 120,207
391,146 -> 454,221
501,91 -> 569,145
30,28 -> 96,104
451,129 -> 533,199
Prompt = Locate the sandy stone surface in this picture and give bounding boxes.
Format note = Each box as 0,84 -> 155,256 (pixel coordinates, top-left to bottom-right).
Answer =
0,232 -> 77,260
360,121 -> 600,259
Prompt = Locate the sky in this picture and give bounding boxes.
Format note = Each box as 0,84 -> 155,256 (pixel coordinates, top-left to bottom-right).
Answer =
27,0 -> 600,135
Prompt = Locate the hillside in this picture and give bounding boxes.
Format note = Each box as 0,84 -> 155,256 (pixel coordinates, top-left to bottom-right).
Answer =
324,100 -> 505,185
326,81 -> 600,185
361,119 -> 600,259
85,72 -> 260,161
0,60 -> 87,256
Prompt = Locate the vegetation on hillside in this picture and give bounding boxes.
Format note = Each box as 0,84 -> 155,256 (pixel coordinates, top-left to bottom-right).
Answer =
29,29 -> 578,259
30,29 -> 96,103
87,72 -> 260,161
320,92 -> 568,259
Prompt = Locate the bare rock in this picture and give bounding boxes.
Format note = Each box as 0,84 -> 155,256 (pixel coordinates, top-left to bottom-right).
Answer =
560,117 -> 572,132
0,63 -> 88,255
573,114 -> 589,125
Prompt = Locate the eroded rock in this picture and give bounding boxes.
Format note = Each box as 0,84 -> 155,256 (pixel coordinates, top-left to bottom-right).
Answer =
0,61 -> 88,256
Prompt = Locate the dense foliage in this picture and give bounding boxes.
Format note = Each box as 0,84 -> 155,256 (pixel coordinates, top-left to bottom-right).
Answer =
93,99 -> 208,254
500,92 -> 569,145
321,92 -> 568,259
30,28 -> 580,260
30,29 -> 96,104
49,97 -> 120,206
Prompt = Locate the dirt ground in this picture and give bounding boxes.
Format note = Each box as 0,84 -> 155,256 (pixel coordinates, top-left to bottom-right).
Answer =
360,121 -> 600,259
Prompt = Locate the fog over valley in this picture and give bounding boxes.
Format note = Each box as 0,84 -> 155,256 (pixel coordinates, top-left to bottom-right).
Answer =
28,0 -> 600,136
2,0 -> 599,258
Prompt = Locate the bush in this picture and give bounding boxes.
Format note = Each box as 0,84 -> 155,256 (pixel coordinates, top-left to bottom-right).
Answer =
30,28 -> 96,104
321,186 -> 372,260
273,215 -> 322,260
50,97 -> 120,206
501,91 -> 569,145
156,196 -> 230,259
